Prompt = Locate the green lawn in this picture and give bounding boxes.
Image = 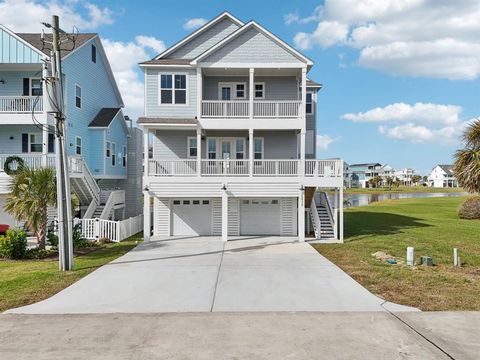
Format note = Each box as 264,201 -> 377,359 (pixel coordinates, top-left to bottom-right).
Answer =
345,186 -> 464,194
313,197 -> 480,311
0,234 -> 142,313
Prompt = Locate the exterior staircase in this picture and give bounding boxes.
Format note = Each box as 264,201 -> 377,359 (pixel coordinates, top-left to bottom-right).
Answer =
310,191 -> 337,240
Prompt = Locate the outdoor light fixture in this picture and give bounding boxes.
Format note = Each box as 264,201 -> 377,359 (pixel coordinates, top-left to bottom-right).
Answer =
221,184 -> 227,191
0,79 -> 5,84
299,185 -> 305,191
143,186 -> 149,192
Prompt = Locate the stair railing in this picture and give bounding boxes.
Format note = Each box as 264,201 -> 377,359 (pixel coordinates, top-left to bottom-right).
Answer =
100,190 -> 125,219
310,196 -> 321,239
83,199 -> 97,219
320,192 -> 337,240
69,156 -> 101,204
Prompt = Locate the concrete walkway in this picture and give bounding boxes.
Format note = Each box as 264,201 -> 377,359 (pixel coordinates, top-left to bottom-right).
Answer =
6,237 -> 417,314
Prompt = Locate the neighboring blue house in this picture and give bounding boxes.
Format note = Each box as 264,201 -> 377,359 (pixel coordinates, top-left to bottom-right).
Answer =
0,25 -> 141,225
345,163 -> 382,188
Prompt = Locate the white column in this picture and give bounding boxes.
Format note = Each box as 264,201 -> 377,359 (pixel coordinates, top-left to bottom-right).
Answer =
42,125 -> 49,167
249,68 -> 254,119
248,128 -> 254,177
301,67 -> 307,118
339,186 -> 344,242
143,191 -> 151,242
143,128 -> 149,177
299,131 -> 306,175
298,190 -> 305,242
196,126 -> 202,176
222,191 -> 228,241
197,67 -> 202,118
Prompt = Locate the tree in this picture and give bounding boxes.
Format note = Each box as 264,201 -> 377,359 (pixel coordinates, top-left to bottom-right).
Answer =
393,177 -> 401,188
411,175 -> 422,186
4,167 -> 56,249
385,176 -> 394,190
454,119 -> 480,194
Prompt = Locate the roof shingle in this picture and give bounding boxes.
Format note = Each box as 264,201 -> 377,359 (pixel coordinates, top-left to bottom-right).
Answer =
88,108 -> 122,128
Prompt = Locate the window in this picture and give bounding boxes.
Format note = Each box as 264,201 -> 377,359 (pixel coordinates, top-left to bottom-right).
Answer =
111,142 -> 116,166
75,85 -> 82,108
29,134 -> 42,153
106,141 -> 111,157
30,78 -> 43,96
122,145 -> 127,167
235,83 -> 246,99
254,83 -> 265,99
192,200 -> 200,205
173,200 -> 180,205
207,138 -> 216,159
160,74 -> 187,104
75,137 -> 82,155
91,44 -> 96,63
306,92 -> 313,114
202,200 -> 210,205
235,138 -> 245,159
183,200 -> 190,205
188,137 -> 197,158
254,138 -> 263,159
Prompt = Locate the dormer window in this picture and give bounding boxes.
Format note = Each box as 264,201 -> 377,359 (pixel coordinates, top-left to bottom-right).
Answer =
160,74 -> 187,105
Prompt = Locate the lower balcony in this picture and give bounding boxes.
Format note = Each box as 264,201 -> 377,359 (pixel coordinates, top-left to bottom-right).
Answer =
147,159 -> 343,178
0,154 -> 55,172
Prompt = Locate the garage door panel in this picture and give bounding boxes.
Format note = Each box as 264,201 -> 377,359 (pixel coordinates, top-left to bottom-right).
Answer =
240,198 -> 281,236
172,199 -> 212,236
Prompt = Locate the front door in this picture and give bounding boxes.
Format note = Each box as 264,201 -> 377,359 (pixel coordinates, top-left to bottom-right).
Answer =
220,140 -> 233,160
220,85 -> 233,101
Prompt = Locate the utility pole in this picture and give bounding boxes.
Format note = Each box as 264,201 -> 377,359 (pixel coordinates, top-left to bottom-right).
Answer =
49,15 -> 74,271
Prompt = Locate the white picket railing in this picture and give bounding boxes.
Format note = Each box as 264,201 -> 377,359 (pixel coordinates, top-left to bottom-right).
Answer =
76,214 -> 143,242
305,160 -> 343,177
201,100 -> 249,118
253,160 -> 299,176
148,159 -> 197,176
201,159 -> 249,176
0,154 -> 55,171
254,101 -> 302,118
0,96 -> 43,113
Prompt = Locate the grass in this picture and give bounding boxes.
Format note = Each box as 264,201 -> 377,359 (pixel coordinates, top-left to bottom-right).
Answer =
312,197 -> 480,311
345,186 -> 464,194
0,233 -> 142,313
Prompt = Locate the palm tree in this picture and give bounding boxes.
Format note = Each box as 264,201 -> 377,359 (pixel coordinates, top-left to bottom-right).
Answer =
411,175 -> 422,186
385,176 -> 394,190
454,119 -> 480,194
4,167 -> 56,249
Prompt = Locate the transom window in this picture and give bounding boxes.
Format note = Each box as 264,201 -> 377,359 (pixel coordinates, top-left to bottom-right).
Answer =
160,74 -> 187,104
188,137 -> 197,158
75,136 -> 82,155
254,83 -> 265,99
75,85 -> 82,108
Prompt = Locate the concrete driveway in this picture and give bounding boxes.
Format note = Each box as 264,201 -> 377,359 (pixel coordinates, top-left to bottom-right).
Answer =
6,237 -> 417,314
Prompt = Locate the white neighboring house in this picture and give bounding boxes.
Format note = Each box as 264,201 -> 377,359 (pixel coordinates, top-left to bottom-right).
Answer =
428,165 -> 459,188
394,168 -> 417,186
139,12 -> 344,243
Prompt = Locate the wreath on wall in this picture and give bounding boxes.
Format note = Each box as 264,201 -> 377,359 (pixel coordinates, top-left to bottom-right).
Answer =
3,156 -> 25,176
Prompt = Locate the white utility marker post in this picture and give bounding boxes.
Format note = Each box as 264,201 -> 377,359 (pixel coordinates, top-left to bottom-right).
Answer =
298,189 -> 305,242
196,126 -> 202,176
248,128 -> 254,177
222,188 -> 228,241
45,15 -> 73,271
143,127 -> 151,242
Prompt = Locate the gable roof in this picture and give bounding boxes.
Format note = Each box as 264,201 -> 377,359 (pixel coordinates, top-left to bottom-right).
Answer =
139,58 -> 191,66
16,33 -> 97,59
438,165 -> 454,175
154,11 -> 244,60
0,25 -> 46,59
192,21 -> 314,66
89,107 -> 122,128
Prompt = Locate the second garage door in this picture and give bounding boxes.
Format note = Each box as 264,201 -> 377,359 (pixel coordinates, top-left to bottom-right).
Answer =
240,198 -> 281,235
172,199 -> 212,236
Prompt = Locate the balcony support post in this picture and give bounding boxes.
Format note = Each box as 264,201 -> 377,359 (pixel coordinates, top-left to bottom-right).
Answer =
143,128 -> 150,177
196,126 -> 202,176
298,189 -> 305,242
143,191 -> 151,242
339,186 -> 344,242
248,128 -> 254,177
222,190 -> 228,241
301,67 -> 307,119
249,68 -> 254,119
197,67 -> 202,118
299,131 -> 306,176
42,125 -> 49,167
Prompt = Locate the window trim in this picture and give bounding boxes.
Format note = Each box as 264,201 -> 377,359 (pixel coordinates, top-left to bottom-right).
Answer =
28,133 -> 43,153
218,82 -> 247,100
158,72 -> 189,106
75,84 -> 82,109
91,44 -> 97,63
187,136 -> 197,158
75,136 -> 82,155
29,78 -> 43,96
206,137 -> 248,160
106,141 -> 111,158
122,145 -> 127,167
306,91 -> 314,114
254,82 -> 265,99
111,142 -> 116,167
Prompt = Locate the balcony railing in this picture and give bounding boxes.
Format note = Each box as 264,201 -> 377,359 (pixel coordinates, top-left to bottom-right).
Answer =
201,100 -> 302,118
148,159 -> 342,178
0,154 -> 55,172
0,96 -> 43,113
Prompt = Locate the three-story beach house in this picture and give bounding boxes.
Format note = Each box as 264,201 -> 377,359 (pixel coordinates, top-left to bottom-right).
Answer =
140,12 -> 344,242
0,25 -> 142,226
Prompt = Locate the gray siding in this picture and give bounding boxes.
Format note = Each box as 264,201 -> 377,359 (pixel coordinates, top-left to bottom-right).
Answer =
125,127 -> 143,217
0,70 -> 42,96
0,125 -> 41,154
167,18 -> 240,59
145,67 -> 197,118
153,129 -> 298,160
203,76 -> 298,101
305,86 -> 318,159
201,28 -> 302,65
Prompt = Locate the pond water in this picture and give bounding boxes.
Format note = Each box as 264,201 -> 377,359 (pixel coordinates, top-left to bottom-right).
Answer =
344,192 -> 467,208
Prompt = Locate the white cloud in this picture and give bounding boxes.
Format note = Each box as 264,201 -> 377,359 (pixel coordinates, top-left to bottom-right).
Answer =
102,36 -> 164,120
0,0 -> 114,32
344,102 -> 468,144
285,6 -> 323,25
342,102 -> 461,125
183,18 -> 207,30
290,0 -> 480,80
317,134 -> 337,150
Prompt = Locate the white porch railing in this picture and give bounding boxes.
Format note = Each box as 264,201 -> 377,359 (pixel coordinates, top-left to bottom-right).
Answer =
0,154 -> 55,171
202,101 -> 249,118
0,96 -> 43,113
76,214 -> 143,242
147,159 -> 343,178
68,156 -> 101,204
254,101 -> 302,118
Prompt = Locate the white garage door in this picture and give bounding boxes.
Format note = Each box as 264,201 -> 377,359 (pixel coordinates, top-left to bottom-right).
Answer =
172,199 -> 212,236
240,198 -> 281,235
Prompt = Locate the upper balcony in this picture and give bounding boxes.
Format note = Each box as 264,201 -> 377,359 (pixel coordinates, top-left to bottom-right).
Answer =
201,100 -> 301,119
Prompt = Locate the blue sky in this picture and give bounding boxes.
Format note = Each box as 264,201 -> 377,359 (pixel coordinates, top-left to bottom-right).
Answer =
1,0 -> 479,174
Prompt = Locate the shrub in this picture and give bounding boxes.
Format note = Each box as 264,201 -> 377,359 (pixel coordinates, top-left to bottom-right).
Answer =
25,248 -> 56,259
47,231 -> 58,248
458,196 -> 480,220
0,229 -> 27,259
73,224 -> 90,249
